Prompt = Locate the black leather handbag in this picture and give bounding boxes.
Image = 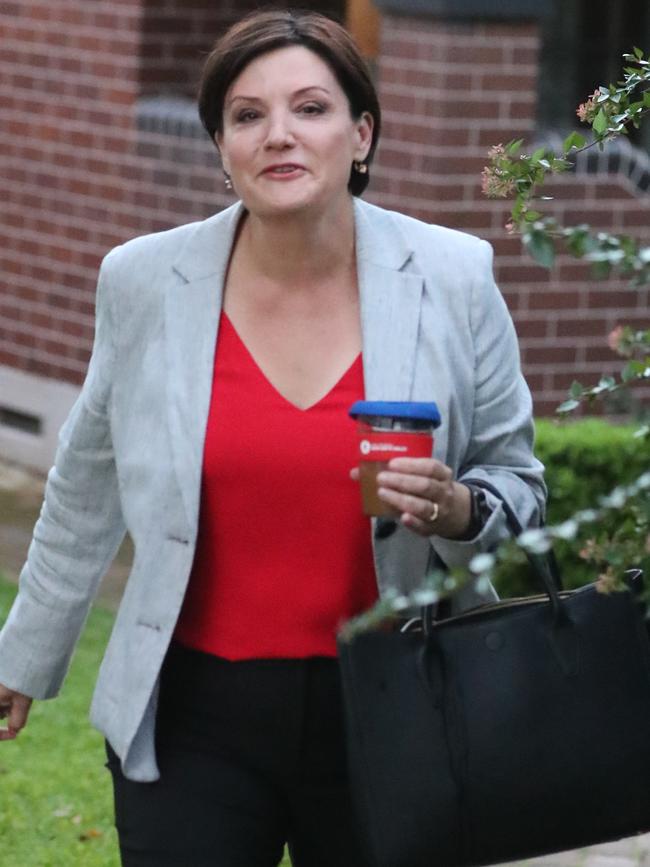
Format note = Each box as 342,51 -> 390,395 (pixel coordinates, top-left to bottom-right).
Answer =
338,481 -> 650,867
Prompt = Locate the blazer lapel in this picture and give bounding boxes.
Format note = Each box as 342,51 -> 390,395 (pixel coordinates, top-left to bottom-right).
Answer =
163,202 -> 246,531
354,199 -> 424,401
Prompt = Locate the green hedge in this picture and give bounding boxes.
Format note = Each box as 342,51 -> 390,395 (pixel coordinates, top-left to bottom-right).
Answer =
535,419 -> 645,524
496,419 -> 646,595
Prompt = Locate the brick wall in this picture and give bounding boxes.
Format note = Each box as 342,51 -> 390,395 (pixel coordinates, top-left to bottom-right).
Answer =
2,1 -> 649,426
1,0 -> 229,385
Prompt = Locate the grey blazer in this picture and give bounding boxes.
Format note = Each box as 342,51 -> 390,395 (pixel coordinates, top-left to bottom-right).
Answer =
0,198 -> 545,781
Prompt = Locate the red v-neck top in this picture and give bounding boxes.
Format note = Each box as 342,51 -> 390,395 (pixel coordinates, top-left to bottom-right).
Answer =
174,312 -> 378,660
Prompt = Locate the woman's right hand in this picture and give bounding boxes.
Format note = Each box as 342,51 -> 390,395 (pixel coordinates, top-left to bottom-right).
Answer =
0,683 -> 32,740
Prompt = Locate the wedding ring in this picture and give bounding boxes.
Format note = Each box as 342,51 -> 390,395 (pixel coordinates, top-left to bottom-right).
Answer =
429,502 -> 439,523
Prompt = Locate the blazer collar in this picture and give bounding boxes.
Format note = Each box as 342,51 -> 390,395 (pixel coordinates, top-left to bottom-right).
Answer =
164,198 -> 424,531
171,201 -> 245,283
169,198 -> 416,282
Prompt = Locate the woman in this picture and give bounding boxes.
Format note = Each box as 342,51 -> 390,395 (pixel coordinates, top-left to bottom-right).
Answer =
0,9 -> 545,867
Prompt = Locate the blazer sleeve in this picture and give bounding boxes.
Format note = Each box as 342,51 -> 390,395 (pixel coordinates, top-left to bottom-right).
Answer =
431,239 -> 546,569
0,249 -> 126,699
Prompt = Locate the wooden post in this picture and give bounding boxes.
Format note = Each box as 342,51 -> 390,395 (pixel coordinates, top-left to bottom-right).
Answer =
345,0 -> 381,59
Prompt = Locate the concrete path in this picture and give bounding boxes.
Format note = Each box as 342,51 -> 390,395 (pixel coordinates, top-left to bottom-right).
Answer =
509,833 -> 650,867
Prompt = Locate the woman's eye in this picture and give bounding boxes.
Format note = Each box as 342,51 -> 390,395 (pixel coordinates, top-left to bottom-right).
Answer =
236,109 -> 259,123
299,103 -> 326,116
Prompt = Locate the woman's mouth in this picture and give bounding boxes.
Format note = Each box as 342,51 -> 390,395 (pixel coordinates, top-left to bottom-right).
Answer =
262,164 -> 305,178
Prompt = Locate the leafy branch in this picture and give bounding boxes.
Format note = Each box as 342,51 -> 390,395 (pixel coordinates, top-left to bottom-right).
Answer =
481,47 -> 650,276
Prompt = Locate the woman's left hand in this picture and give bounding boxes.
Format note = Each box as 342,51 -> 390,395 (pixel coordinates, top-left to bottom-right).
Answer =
351,457 -> 472,538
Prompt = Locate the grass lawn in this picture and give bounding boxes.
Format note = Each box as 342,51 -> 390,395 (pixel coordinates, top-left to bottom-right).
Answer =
0,577 -> 292,866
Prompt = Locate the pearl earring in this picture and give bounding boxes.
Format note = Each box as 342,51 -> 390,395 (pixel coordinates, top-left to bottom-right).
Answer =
223,172 -> 233,190
353,161 -> 368,174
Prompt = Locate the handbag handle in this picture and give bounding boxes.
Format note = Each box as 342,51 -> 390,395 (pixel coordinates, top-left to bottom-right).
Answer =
425,478 -> 566,629
461,477 -> 563,592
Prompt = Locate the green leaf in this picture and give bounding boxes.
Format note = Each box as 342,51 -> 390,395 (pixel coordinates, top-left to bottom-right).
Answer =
569,380 -> 584,399
593,109 -> 609,134
563,131 -> 587,152
634,46 -> 644,60
565,227 -> 592,257
593,376 -> 616,393
621,362 -> 637,383
523,230 -> 555,268
557,399 -> 580,414
530,147 -> 547,162
644,91 -> 650,107
505,138 -> 524,155
524,210 -> 543,222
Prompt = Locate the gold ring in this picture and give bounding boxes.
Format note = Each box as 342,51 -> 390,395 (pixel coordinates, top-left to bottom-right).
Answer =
429,502 -> 439,523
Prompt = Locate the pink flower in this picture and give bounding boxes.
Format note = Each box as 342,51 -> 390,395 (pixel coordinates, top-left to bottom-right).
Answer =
481,166 -> 515,199
576,91 -> 600,123
607,325 -> 624,352
487,143 -> 505,159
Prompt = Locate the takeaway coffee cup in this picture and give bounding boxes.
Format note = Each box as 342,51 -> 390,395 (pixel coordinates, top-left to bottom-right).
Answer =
349,401 -> 442,517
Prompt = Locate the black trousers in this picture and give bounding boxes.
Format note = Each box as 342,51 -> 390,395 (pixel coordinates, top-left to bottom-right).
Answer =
105,642 -> 370,867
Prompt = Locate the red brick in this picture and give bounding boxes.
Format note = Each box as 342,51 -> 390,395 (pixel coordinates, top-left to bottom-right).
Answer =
432,209 -> 494,230
556,318 -> 609,338
622,210 -> 650,228
424,97 -> 499,120
480,73 -> 536,92
497,264 -> 553,284
586,289 -> 641,310
512,319 -> 550,339
505,99 -> 536,120
523,346 -> 578,365
584,345 -> 625,364
528,290 -> 583,311
442,73 -> 473,90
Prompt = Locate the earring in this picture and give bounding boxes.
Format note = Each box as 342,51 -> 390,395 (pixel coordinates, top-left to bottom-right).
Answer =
223,171 -> 233,190
353,161 -> 368,174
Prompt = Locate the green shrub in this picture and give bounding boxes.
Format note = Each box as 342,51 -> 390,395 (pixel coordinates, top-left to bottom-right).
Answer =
535,418 -> 644,523
496,419 -> 645,595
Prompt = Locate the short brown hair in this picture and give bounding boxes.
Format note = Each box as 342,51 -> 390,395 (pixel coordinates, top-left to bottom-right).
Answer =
198,9 -> 381,196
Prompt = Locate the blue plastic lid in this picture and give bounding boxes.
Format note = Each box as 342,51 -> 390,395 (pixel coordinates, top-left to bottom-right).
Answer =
349,400 -> 441,427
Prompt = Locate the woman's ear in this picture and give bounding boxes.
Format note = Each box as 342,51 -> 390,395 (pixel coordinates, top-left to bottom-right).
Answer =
355,112 -> 374,162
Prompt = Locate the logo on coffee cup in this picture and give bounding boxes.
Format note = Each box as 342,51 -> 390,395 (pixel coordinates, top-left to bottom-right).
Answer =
360,439 -> 371,455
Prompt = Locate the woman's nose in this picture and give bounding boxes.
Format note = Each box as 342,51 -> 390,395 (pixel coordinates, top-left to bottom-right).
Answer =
264,111 -> 296,149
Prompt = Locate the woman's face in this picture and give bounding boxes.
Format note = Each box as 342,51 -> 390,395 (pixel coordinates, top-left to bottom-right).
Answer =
216,45 -> 373,220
